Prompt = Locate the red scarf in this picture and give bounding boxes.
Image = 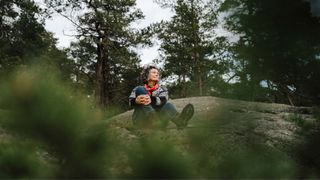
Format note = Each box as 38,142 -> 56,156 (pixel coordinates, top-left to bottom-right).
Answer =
144,83 -> 159,96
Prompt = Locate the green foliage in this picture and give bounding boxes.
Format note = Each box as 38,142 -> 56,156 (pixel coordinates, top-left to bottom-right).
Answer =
0,0 -> 56,71
0,65 -> 319,179
220,0 -> 320,106
294,108 -> 320,178
283,113 -> 314,135
209,147 -> 296,178
45,0 -> 147,109
0,141 -> 48,178
2,0 -> 320,178
156,0 -> 230,97
0,66 -> 112,178
128,136 -> 192,178
312,106 -> 320,123
0,0 -> 75,88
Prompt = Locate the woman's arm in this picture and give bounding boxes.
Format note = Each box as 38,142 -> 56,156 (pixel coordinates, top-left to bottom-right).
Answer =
128,87 -> 137,107
151,86 -> 168,107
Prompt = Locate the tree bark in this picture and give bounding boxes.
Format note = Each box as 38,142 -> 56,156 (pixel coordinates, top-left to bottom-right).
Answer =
191,0 -> 203,96
182,74 -> 187,97
95,38 -> 106,108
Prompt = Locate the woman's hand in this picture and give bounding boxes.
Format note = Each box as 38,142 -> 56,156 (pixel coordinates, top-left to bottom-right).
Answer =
143,95 -> 151,105
135,95 -> 151,105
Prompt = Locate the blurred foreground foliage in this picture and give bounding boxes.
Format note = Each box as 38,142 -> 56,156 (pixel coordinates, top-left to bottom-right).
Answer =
0,66 -> 111,178
0,65 -> 319,178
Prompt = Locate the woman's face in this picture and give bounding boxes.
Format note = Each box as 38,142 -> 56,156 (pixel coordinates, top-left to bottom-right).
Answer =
147,68 -> 159,82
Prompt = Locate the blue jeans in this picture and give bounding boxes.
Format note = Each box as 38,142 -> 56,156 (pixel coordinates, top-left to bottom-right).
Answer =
132,86 -> 178,128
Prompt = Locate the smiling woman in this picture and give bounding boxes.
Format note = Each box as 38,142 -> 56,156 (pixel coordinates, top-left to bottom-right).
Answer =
128,63 -> 194,129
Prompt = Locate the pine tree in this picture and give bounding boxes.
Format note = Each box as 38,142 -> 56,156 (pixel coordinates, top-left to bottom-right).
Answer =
156,0 -> 226,96
0,0 -> 60,74
45,0 -> 149,108
220,0 -> 320,105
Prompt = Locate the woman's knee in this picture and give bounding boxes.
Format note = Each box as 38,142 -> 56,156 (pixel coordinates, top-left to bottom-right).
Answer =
135,86 -> 148,96
161,102 -> 178,117
162,102 -> 175,109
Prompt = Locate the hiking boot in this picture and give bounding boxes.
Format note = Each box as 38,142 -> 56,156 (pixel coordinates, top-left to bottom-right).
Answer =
172,103 -> 194,130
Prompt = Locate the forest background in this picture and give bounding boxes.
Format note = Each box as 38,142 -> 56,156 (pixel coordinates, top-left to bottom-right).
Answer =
1,0 -> 320,178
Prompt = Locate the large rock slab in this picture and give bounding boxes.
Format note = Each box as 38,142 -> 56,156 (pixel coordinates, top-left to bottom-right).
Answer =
107,96 -> 317,157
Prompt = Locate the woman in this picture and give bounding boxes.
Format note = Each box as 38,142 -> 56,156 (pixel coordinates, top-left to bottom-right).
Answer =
129,64 -> 194,129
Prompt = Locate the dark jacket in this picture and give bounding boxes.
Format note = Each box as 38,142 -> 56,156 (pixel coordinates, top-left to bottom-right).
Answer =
129,85 -> 169,110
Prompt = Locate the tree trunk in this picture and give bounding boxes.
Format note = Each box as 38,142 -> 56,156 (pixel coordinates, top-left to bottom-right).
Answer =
182,74 -> 187,98
191,0 -> 203,96
95,39 -> 106,108
103,56 -> 110,107
90,1 -> 109,109
250,80 -> 255,101
178,75 -> 182,97
287,93 -> 294,106
196,51 -> 203,96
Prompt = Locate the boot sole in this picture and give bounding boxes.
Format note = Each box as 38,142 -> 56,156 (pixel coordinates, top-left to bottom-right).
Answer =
178,103 -> 194,129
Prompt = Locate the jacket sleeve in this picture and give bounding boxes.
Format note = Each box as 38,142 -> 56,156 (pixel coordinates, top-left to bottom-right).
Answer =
151,86 -> 168,107
128,87 -> 138,107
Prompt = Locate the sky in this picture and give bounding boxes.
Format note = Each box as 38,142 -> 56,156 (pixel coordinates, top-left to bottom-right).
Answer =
38,0 -> 174,65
